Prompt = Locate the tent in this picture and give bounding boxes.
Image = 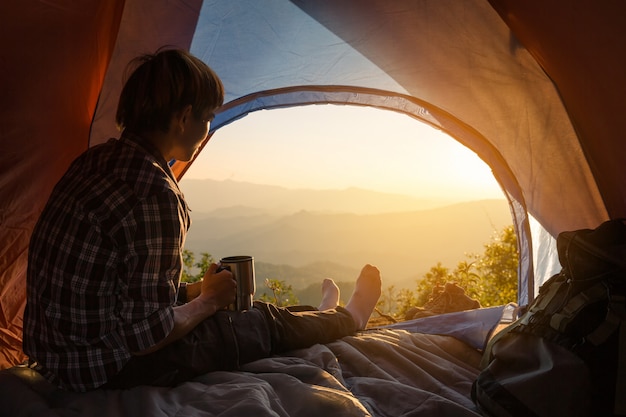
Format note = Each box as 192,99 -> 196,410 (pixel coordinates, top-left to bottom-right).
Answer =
1,0 -> 625,372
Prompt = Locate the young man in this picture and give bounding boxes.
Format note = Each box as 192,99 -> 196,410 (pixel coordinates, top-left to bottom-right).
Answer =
23,48 -> 382,392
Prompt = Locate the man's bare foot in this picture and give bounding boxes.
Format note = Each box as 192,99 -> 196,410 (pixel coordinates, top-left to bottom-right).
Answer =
318,278 -> 340,310
344,264 -> 382,330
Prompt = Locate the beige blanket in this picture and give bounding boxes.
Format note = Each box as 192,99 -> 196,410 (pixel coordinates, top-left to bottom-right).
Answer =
0,330 -> 483,417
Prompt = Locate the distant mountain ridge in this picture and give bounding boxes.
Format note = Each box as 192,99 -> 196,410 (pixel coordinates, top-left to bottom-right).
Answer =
180,178 -> 458,216
180,179 -> 511,290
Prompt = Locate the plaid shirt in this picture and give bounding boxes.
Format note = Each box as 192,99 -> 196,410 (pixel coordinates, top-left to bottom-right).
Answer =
23,134 -> 190,391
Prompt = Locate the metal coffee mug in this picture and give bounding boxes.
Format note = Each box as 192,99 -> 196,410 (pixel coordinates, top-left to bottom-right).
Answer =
218,255 -> 255,311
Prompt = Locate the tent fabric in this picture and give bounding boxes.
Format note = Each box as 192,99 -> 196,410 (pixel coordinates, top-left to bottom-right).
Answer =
1,0 -> 624,370
0,0 -> 126,369
491,0 -> 626,221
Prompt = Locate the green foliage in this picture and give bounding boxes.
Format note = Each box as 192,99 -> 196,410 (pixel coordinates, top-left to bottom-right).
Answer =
255,261 -> 359,291
376,285 -> 397,316
259,278 -> 300,307
395,287 -> 419,318
411,225 -> 518,309
180,224 -> 518,316
374,225 -> 519,318
415,263 -> 452,306
181,250 -> 214,283
470,225 -> 518,306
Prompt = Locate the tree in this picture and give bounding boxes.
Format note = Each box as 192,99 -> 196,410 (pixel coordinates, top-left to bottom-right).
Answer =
451,260 -> 481,301
471,225 -> 518,306
412,225 -> 518,310
415,263 -> 452,306
376,284 -> 397,316
259,278 -> 300,306
179,224 -> 518,316
395,287 -> 418,318
181,250 -> 214,283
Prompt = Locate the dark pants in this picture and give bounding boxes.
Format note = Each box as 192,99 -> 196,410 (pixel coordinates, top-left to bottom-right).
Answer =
103,302 -> 356,389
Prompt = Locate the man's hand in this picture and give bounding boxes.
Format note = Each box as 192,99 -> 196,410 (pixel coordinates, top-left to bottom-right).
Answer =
132,264 -> 236,356
198,263 -> 237,311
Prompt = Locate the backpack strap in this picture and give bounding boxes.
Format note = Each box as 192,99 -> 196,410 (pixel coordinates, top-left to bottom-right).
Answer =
549,283 -> 607,333
480,272 -> 566,369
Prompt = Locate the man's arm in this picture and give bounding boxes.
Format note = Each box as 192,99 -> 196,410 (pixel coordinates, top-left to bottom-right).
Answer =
132,263 -> 236,356
184,280 -> 202,301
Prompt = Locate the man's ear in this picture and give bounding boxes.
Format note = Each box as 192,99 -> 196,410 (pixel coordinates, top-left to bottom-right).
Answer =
174,105 -> 193,133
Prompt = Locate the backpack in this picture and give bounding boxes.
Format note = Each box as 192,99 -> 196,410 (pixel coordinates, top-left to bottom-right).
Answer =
472,219 -> 626,417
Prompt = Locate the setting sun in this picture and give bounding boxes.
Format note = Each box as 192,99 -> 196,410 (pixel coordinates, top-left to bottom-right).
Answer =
184,105 -> 503,203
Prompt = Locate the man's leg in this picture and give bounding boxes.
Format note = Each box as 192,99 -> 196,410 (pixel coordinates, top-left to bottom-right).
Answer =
251,264 -> 382,353
253,302 -> 356,353
103,305 -> 350,389
102,309 -> 267,389
103,264 -> 381,389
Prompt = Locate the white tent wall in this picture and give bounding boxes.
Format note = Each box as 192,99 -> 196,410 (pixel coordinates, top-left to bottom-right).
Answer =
530,216 -> 561,294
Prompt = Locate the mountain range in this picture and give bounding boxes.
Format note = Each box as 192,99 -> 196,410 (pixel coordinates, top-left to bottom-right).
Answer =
180,178 -> 460,216
179,179 -> 512,293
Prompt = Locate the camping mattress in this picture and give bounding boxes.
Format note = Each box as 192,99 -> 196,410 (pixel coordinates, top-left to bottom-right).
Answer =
0,329 -> 485,417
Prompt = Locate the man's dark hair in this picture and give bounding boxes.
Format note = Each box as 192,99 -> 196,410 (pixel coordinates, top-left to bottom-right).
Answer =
116,48 -> 225,134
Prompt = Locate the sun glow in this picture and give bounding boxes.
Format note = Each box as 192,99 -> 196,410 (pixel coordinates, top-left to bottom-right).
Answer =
184,105 -> 502,202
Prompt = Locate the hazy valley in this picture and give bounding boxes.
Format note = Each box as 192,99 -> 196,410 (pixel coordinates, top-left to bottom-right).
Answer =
180,179 -> 512,304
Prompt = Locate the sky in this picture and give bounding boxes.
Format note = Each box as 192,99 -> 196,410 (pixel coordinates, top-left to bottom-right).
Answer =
182,105 -> 504,202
